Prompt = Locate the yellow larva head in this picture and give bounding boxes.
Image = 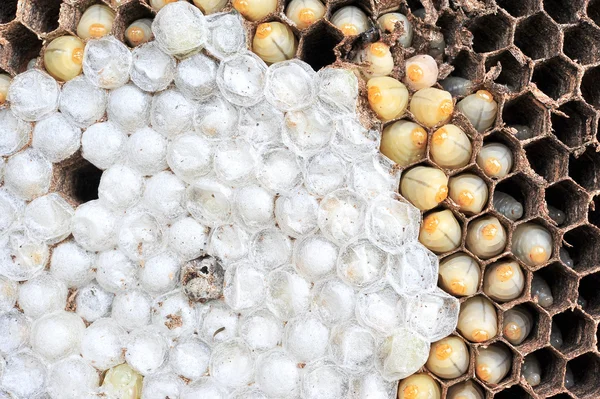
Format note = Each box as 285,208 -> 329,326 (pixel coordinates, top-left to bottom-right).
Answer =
369,42 -> 389,57
450,279 -> 467,295
367,85 -> 382,104
435,343 -> 453,360
423,214 -> 440,234
481,223 -> 498,240
476,364 -> 492,381
529,245 -> 548,264
471,329 -> 489,342
233,0 -> 250,13
435,185 -> 449,203
403,385 -> 419,399
477,89 -> 494,102
432,127 -> 448,145
89,23 -> 107,38
439,99 -> 454,118
76,4 -> 115,40
503,322 -> 521,340
341,23 -> 358,35
458,190 -> 475,207
407,64 -> 424,83
299,8 -> 316,23
412,127 -> 427,148
483,157 -> 502,175
126,26 -> 145,45
496,264 -> 514,282
256,23 -> 273,38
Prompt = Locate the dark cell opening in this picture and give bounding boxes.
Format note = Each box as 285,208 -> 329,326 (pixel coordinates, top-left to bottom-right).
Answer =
531,57 -> 578,100
545,180 -> 586,227
0,0 -> 17,24
569,147 -> 600,190
525,139 -> 568,183
72,162 -> 102,204
515,13 -> 561,60
566,353 -> 600,397
578,273 -> 600,317
300,22 -> 343,71
552,310 -> 593,355
563,22 -> 600,65
485,50 -> 530,92
543,0 -> 584,24
493,385 -> 530,399
468,12 -> 512,54
497,0 -> 538,17
22,0 -> 62,34
581,66 -> 600,108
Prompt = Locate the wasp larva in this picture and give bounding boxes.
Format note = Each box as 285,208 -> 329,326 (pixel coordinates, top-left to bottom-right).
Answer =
43,36 -> 85,82
438,253 -> 481,297
400,166 -> 449,211
565,364 -> 574,389
439,76 -> 473,97
448,174 -> 488,214
404,54 -> 438,91
483,260 -> 525,302
550,321 -> 563,349
511,223 -> 553,267
285,0 -> 325,28
457,296 -> 498,343
426,336 -> 469,379
476,143 -> 513,179
367,76 -> 409,121
522,353 -> 542,387
397,373 -> 441,399
330,6 -> 370,36
456,90 -> 498,132
355,42 -> 394,79
409,87 -> 454,128
559,247 -> 573,268
509,124 -> 534,140
502,306 -> 533,345
125,19 -> 154,47
547,204 -> 566,225
447,381 -> 484,399
492,191 -> 523,221
76,4 -> 116,40
419,210 -> 462,254
475,344 -> 511,384
377,12 -> 412,47
252,22 -> 298,64
466,216 -> 506,259
430,124 -> 472,169
193,0 -> 228,14
233,0 -> 278,21
380,120 -> 427,167
531,274 -> 553,308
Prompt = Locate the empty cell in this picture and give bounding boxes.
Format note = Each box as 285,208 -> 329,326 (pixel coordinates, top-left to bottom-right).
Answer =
406,0 -> 424,12
497,0 -> 539,17
544,180 -> 588,227
581,66 -> 600,108
20,0 -> 62,34
543,0 -> 584,23
485,50 -> 530,92
552,101 -> 595,149
450,50 -> 482,81
525,139 -> 568,183
492,385 -> 531,399
494,174 -> 539,220
588,0 -> 600,27
532,56 -> 579,101
514,13 -> 561,60
535,263 -> 578,314
563,22 -> 600,65
0,0 -> 18,24
502,93 -> 547,140
468,12 -> 513,54
569,146 -> 600,190
64,160 -> 103,204
578,273 -> 600,317
3,24 -> 43,74
552,310 -> 595,355
525,349 -> 563,395
563,225 -> 600,273
588,195 -> 600,228
566,353 -> 600,397
299,21 -> 343,71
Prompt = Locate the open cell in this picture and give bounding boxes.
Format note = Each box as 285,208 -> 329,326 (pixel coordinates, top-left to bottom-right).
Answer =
588,0 -> 600,27
299,21 -> 343,71
566,353 -> 600,397
449,50 -> 482,82
113,0 -> 154,45
468,11 -> 513,54
20,0 -> 62,34
497,0 -> 539,17
544,179 -> 588,227
581,66 -> 600,108
502,93 -> 547,141
543,0 -> 584,24
578,272 -> 600,318
525,139 -> 568,183
535,263 -> 578,314
563,22 -> 600,65
485,50 -> 530,92
588,194 -> 600,229
526,348 -> 564,396
493,385 -> 532,399
532,56 -> 579,101
0,0 -> 18,24
514,12 -> 561,60
495,173 -> 541,220
562,225 -> 600,273
552,101 -> 596,149
3,23 -> 43,74
568,146 -> 600,190
552,310 -> 595,356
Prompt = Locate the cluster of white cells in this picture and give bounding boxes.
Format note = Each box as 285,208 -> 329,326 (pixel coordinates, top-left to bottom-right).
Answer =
0,3 -> 459,398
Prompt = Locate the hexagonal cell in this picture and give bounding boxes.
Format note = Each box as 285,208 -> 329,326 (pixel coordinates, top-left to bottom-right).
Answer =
566,353 -> 600,397
581,66 -> 600,108
502,93 -> 547,141
475,342 -> 515,387
525,348 -> 563,395
588,0 -> 600,27
531,57 -> 579,101
497,0 -> 539,17
502,303 -> 549,352
535,263 -> 578,314
578,272 -> 600,318
494,173 -> 541,220
545,180 -> 588,227
0,0 -> 18,24
485,49 -> 531,93
55,158 -> 102,205
19,0 -> 62,35
467,11 -> 513,54
2,23 -> 43,74
588,194 -> 600,229
552,101 -> 595,149
562,225 -> 600,273
563,22 -> 600,66
552,309 -> 596,356
568,146 -> 600,190
299,21 -> 343,71
449,49 -> 483,81
525,139 -> 568,183
543,0 -> 584,24
493,385 -> 531,399
514,13 -> 561,60
113,0 -> 154,44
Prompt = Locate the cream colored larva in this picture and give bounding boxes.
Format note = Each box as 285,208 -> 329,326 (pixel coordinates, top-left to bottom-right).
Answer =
475,344 -> 511,384
447,381 -> 484,399
150,0 -> 178,10
380,120 -> 427,167
397,373 -> 441,399
377,12 -> 413,47
419,209 -> 461,254
457,296 -> 498,343
0,74 -> 11,105
522,353 -> 542,387
330,6 -> 370,36
426,336 -> 470,379
476,142 -> 513,179
409,88 -> 454,128
400,166 -> 448,211
502,306 -> 533,345
511,223 -> 553,267
531,274 -> 553,308
430,124 -> 472,169
456,90 -> 498,132
355,42 -> 394,79
483,260 -> 525,302
438,253 -> 481,296
76,4 -> 116,40
404,54 -> 438,90
252,22 -> 298,64
43,36 -> 85,82
233,0 -> 278,21
285,0 -> 326,29
465,216 -> 506,259
448,174 -> 488,214
367,76 -> 409,121
125,19 -> 154,47
493,191 -> 523,221
193,0 -> 228,14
